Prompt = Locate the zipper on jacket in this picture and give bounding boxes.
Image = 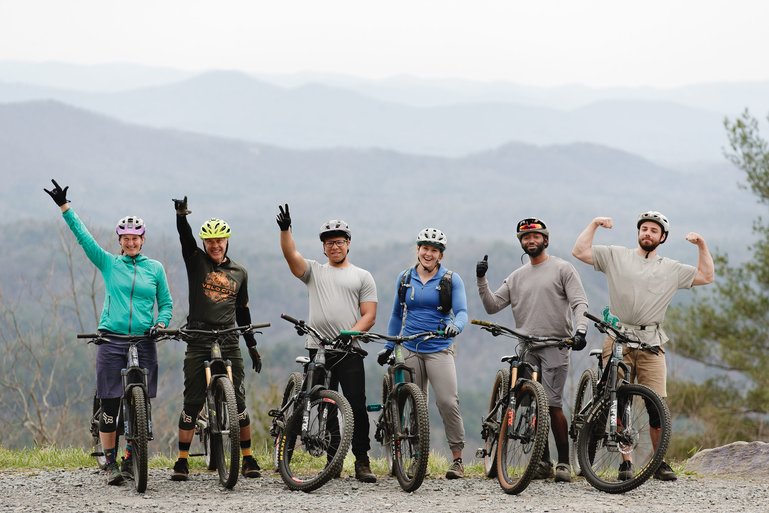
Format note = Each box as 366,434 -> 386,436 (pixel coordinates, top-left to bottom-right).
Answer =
128,257 -> 137,333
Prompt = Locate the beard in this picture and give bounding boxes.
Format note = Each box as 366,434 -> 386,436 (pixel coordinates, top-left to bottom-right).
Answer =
522,240 -> 546,258
639,237 -> 661,253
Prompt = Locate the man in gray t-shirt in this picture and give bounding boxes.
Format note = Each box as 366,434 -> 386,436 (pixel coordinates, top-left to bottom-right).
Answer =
572,211 -> 714,481
477,217 -> 589,483
276,204 -> 378,483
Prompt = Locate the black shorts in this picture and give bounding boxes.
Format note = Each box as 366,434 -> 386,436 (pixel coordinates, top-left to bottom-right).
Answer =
182,342 -> 246,409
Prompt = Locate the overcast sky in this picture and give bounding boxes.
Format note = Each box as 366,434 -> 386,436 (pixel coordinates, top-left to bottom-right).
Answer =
2,0 -> 767,88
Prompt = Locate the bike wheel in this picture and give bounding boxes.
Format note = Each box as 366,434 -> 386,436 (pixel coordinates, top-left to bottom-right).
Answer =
277,389 -> 353,492
129,386 -> 149,493
210,377 -> 241,489
273,372 -> 303,470
380,375 -> 395,476
496,380 -> 550,495
577,383 -> 671,493
482,368 -> 510,478
392,382 -> 430,492
570,367 -> 598,477
90,393 -> 108,470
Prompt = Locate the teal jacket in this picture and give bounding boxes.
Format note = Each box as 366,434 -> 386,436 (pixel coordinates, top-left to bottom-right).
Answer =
63,209 -> 173,335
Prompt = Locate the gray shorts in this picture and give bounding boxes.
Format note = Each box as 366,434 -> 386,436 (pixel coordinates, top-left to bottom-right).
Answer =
523,346 -> 569,408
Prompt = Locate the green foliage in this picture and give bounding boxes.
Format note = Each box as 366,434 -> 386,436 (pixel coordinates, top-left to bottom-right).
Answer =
667,110 -> 769,450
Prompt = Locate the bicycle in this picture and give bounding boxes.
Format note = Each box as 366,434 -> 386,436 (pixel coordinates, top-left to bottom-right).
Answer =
569,312 -> 671,493
78,331 -> 171,493
160,322 -> 270,489
342,329 -> 439,492
269,314 -> 355,492
472,319 -> 574,495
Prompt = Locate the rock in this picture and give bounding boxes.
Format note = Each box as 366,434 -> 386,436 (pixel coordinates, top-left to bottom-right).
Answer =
685,441 -> 769,477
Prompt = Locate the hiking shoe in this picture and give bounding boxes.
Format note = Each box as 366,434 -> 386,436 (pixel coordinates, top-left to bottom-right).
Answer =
554,463 -> 572,483
445,458 -> 465,479
654,461 -> 678,481
354,459 -> 377,483
105,461 -> 124,485
532,460 -> 554,480
120,457 -> 133,480
241,456 -> 262,478
171,458 -> 189,481
617,460 -> 634,481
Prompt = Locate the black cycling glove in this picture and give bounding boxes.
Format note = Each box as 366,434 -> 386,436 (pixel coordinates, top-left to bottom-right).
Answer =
44,179 -> 69,206
276,204 -> 292,231
377,348 -> 393,366
173,196 -> 191,215
476,255 -> 488,278
571,329 -> 587,351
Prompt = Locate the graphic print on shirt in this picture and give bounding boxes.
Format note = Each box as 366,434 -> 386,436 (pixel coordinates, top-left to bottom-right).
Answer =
202,271 -> 237,303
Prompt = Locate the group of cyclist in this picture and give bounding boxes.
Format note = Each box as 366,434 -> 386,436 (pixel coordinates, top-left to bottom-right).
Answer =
45,177 -> 714,487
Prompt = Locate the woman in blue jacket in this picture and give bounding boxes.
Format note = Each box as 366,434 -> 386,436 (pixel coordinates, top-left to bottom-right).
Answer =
385,228 -> 468,479
45,179 -> 173,485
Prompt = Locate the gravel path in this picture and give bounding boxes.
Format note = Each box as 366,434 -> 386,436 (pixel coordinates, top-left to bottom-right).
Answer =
1,468 -> 767,513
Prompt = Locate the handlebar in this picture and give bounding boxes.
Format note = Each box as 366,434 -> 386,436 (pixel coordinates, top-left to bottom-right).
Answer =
583,312 -> 660,354
340,330 -> 444,344
156,323 -> 270,338
471,319 -> 573,348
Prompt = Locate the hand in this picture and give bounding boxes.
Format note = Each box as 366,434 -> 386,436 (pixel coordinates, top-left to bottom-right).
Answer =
173,196 -> 191,215
476,254 -> 488,278
276,203 -> 292,231
248,345 -> 262,373
444,323 -> 460,338
685,232 -> 704,245
377,348 -> 393,366
43,179 -> 70,206
593,217 -> 613,229
148,322 -> 165,339
571,329 -> 587,351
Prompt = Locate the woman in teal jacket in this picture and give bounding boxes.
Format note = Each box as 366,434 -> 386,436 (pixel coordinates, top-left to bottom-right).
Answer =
45,179 -> 173,485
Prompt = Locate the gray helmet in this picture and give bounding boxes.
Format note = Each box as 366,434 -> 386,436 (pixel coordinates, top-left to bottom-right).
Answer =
637,211 -> 670,241
416,227 -> 447,251
319,219 -> 351,241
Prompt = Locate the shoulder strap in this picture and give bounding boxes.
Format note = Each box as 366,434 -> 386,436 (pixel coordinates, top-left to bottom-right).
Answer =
437,269 -> 453,313
398,267 -> 413,306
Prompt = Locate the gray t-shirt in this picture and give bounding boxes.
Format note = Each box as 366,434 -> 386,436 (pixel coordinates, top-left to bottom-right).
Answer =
299,259 -> 378,348
477,255 -> 589,340
592,245 -> 696,345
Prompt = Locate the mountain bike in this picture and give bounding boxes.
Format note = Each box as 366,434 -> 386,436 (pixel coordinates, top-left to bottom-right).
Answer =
344,330 -> 439,492
471,319 -> 573,495
160,323 -> 270,489
78,332 -> 171,493
569,312 -> 671,493
269,314 -> 355,492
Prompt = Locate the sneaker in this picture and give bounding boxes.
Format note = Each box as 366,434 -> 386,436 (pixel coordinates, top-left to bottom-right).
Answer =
354,459 -> 377,483
532,460 -> 554,480
654,461 -> 678,481
554,463 -> 572,483
241,456 -> 262,478
120,457 -> 133,480
171,458 -> 189,481
445,458 -> 465,479
617,460 -> 634,481
105,461 -> 124,485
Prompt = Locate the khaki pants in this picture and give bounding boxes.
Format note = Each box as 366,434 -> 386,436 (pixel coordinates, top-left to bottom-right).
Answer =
601,336 -> 667,397
404,345 -> 465,453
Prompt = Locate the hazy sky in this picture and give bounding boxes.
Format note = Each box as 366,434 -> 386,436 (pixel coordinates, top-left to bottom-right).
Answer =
2,0 -> 768,87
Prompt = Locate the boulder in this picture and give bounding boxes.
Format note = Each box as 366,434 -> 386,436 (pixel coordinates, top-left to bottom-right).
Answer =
685,441 -> 769,478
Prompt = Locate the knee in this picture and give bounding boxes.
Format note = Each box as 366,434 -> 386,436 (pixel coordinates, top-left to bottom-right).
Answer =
99,398 -> 121,433
238,408 -> 250,429
179,403 -> 202,431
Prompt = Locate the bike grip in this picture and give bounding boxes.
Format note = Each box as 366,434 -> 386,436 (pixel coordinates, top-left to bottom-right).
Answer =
250,322 -> 271,329
156,328 -> 179,335
280,313 -> 301,325
77,333 -> 98,339
340,330 -> 362,336
471,319 -> 494,327
583,312 -> 602,323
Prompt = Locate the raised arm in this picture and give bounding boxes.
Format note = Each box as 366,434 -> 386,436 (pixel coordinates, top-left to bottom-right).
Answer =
173,196 -> 198,260
276,203 -> 308,278
686,232 -> 715,286
572,217 -> 613,265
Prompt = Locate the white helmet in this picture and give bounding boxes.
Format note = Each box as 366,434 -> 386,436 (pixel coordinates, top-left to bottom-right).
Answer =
637,211 -> 670,242
416,228 -> 447,251
319,219 -> 351,241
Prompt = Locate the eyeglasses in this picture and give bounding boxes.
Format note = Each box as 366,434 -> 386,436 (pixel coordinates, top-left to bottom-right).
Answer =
323,240 -> 348,248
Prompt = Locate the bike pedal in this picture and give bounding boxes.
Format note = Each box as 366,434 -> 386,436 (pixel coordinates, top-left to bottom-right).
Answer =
366,404 -> 383,412
475,448 -> 487,459
188,452 -> 205,457
90,451 -> 105,457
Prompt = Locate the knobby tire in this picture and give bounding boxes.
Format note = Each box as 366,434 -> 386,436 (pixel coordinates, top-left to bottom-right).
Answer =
129,386 -> 149,493
569,367 -> 598,477
483,368 -> 510,478
211,377 -> 240,489
392,382 -> 430,492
